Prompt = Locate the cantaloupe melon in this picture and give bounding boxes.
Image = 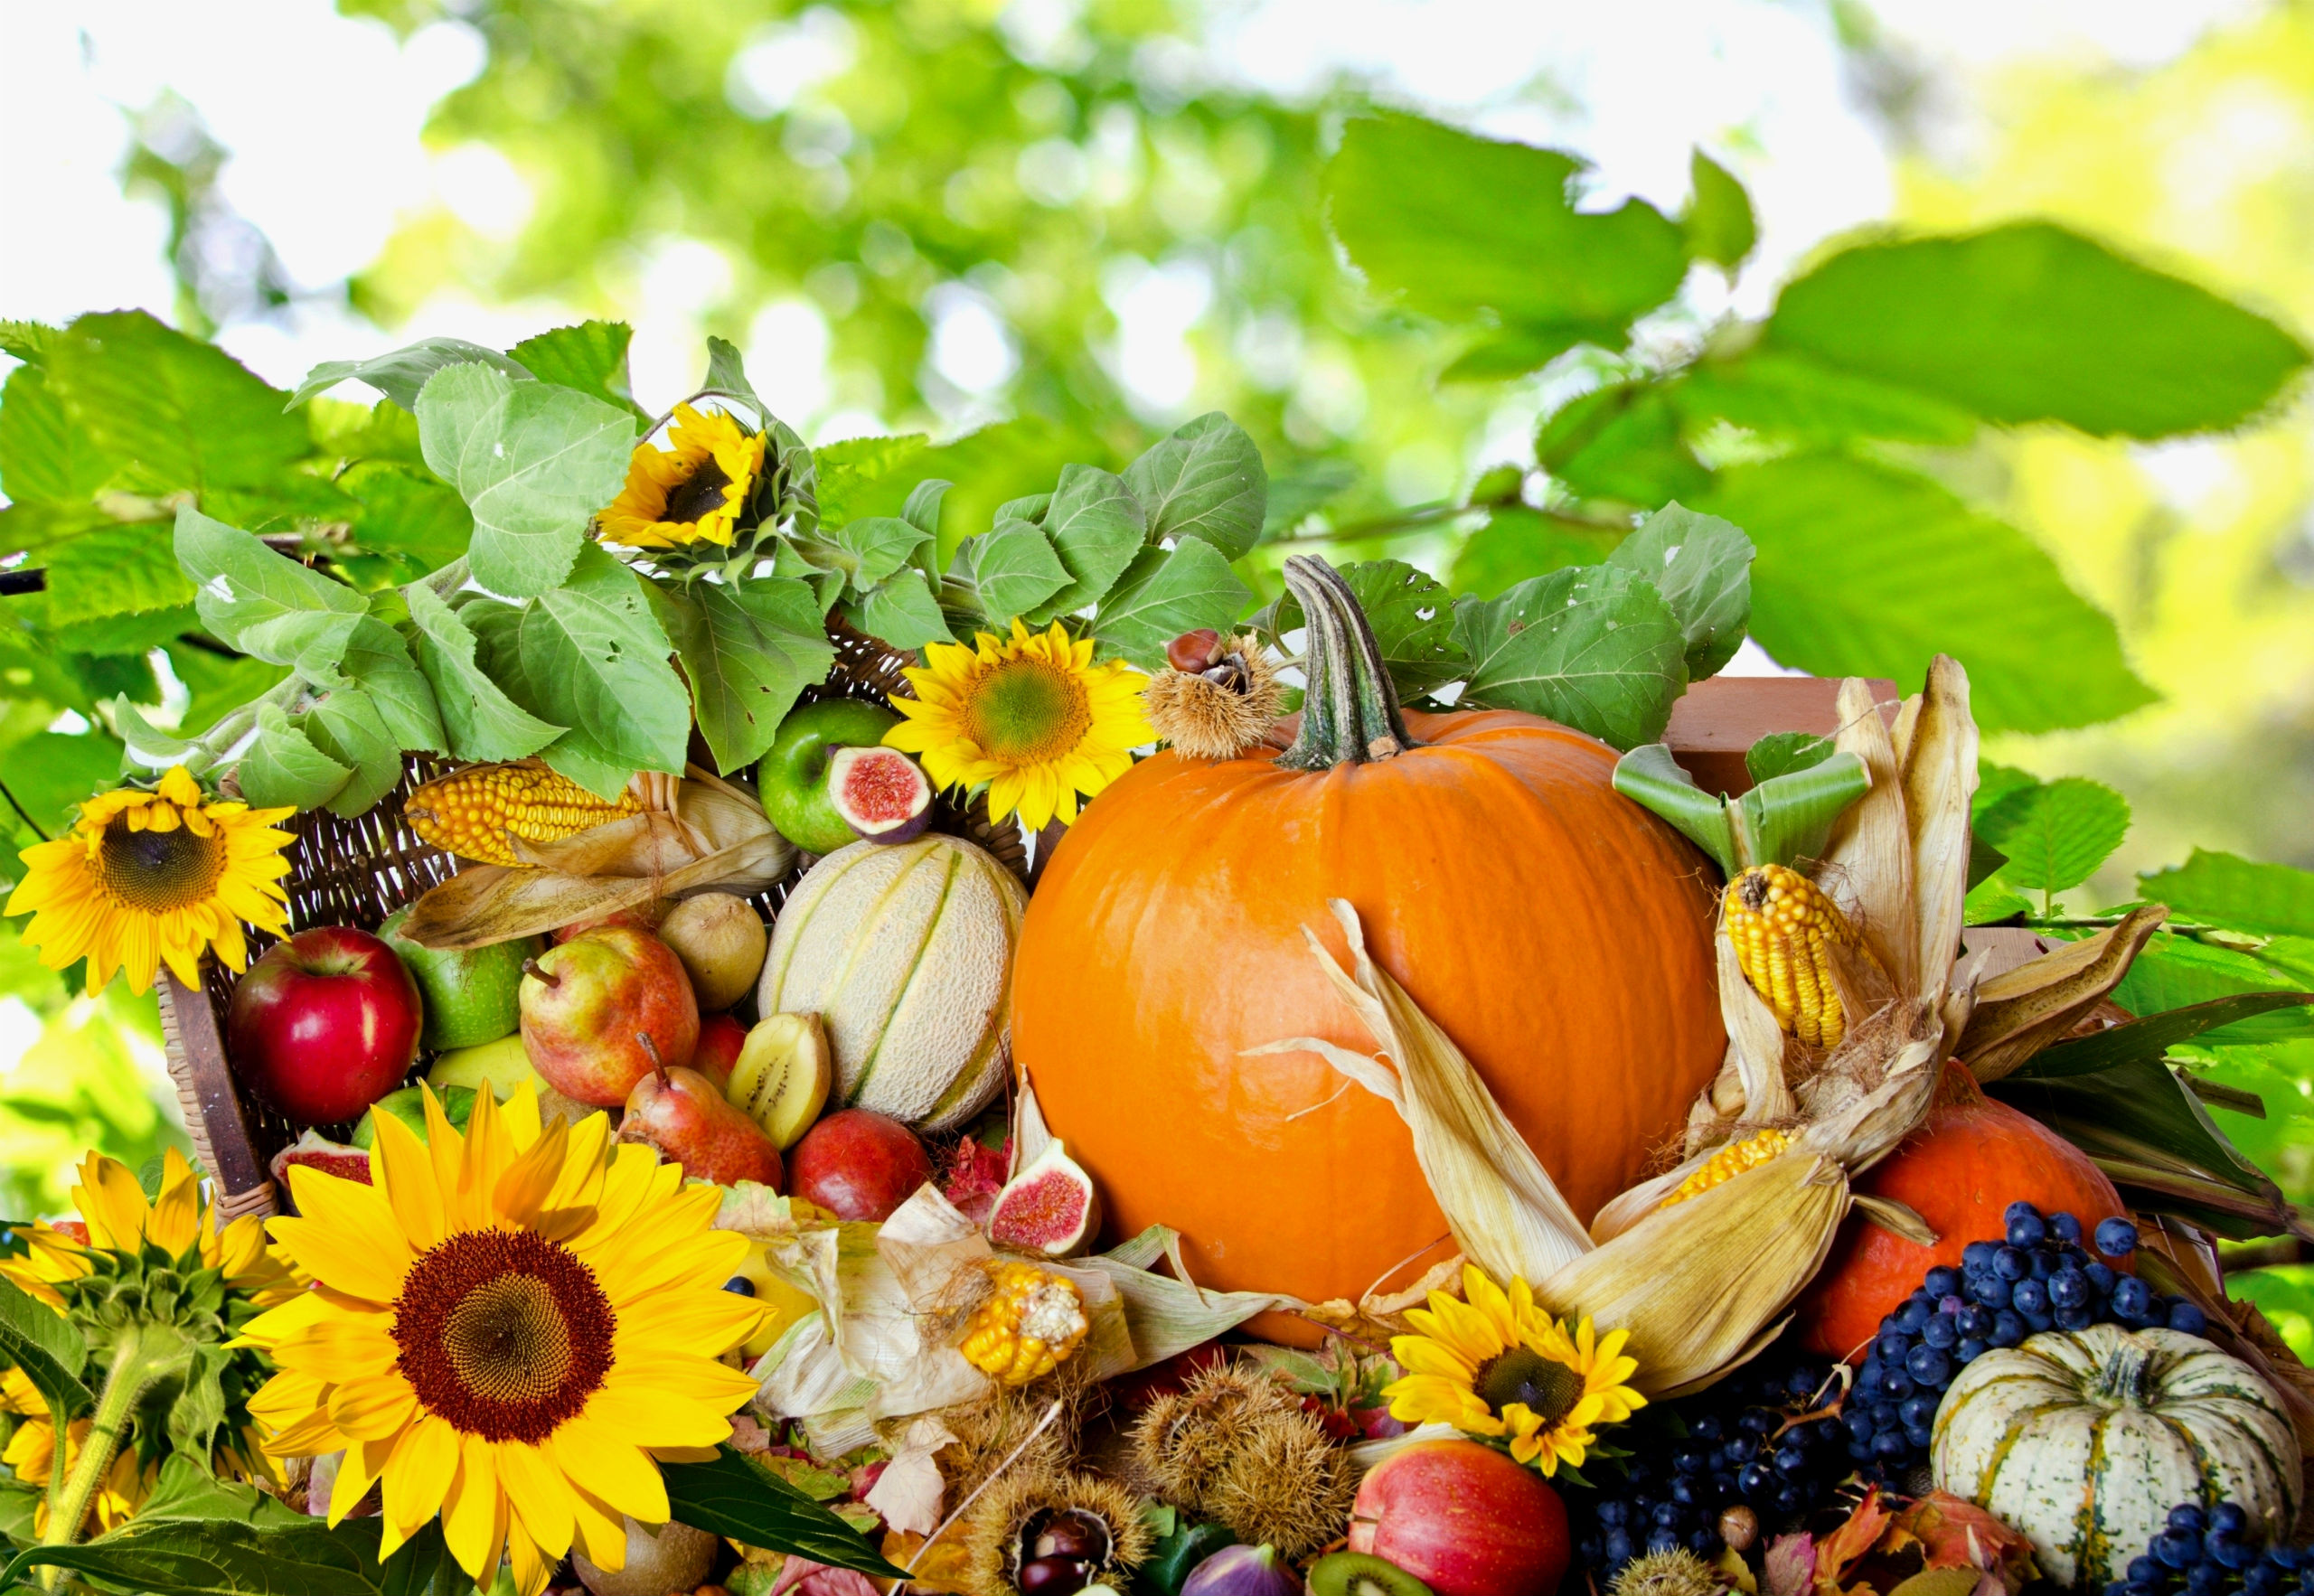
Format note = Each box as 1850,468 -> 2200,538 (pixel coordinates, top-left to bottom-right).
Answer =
757,834 -> 1025,1132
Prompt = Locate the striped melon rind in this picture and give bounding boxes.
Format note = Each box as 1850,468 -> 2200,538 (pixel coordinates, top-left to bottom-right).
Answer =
757,834 -> 1027,1133
1930,1324 -> 2300,1588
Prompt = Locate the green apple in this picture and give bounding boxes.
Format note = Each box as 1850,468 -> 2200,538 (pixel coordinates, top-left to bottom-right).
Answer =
378,908 -> 540,1051
757,698 -> 900,855
353,1084 -> 475,1149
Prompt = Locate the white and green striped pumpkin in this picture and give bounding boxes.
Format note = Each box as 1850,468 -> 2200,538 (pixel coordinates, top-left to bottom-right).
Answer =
1931,1325 -> 2300,1589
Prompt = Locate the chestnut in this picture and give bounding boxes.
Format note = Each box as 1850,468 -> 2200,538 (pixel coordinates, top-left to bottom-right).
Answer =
1018,1554 -> 1097,1595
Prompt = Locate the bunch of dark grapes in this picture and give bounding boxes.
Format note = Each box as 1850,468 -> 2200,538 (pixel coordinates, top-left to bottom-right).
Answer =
1571,1354 -> 1849,1576
1844,1205 -> 2206,1478
2108,1503 -> 2314,1596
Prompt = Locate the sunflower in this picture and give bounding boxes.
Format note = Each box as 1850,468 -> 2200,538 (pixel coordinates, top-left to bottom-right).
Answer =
1382,1264 -> 1644,1476
239,1084 -> 766,1596
598,402 -> 767,550
884,618 -> 1153,832
5,765 -> 295,996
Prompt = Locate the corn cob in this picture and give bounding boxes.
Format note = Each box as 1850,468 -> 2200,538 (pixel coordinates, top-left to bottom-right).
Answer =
1724,863 -> 1856,1047
404,760 -> 644,868
1658,1128 -> 1793,1208
958,1262 -> 1088,1386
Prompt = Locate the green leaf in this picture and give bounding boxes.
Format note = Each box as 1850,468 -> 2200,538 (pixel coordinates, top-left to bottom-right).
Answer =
1745,731 -> 1835,784
52,605 -> 196,660
1534,383 -> 1709,506
1612,744 -> 1739,874
1611,742 -> 1868,875
1964,874 -> 2036,926
166,1344 -> 232,1464
1696,454 -> 2158,734
1263,559 -> 1468,700
2112,934 -> 2314,1045
1976,775 -> 2131,899
1090,540 -> 1254,666
1605,502 -> 1754,679
42,524 -> 196,626
0,319 -> 58,364
298,689 -> 404,817
1122,412 -> 1268,560
960,521 -> 1071,624
811,435 -> 931,526
702,335 -> 767,418
1453,563 -> 1688,750
900,477 -> 950,540
341,616 -> 446,755
239,703 -> 353,812
1029,464 -> 1147,620
1,731 -> 125,833
341,462 -> 474,572
842,567 -> 953,650
414,363 -> 638,599
2139,850 -> 2314,939
506,320 -> 644,418
1673,350 -> 1980,447
649,577 -> 836,774
1973,760 -> 2042,817
800,516 -> 930,593
1447,507 -> 1623,600
174,505 -> 366,674
1765,222 -> 2311,438
0,1274 -> 90,1425
2019,994 -> 2314,1079
1684,149 -> 1757,270
113,698 -> 203,772
0,362 -> 114,507
513,544 -> 691,778
661,1446 -> 906,1576
0,1507 -> 455,1596
1326,113 -> 1688,348
402,582 -> 562,763
1440,325 -> 1605,383
291,336 -> 528,411
1262,459 -> 1359,535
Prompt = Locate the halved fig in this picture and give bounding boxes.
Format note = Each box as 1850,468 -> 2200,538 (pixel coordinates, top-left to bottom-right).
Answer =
829,746 -> 933,843
987,1139 -> 1101,1257
269,1128 -> 373,1195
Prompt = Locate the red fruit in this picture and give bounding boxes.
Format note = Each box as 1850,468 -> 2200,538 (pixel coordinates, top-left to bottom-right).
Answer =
228,926 -> 423,1124
1348,1439 -> 1569,1596
51,1221 -> 89,1246
269,1128 -> 374,1190
1165,629 -> 1222,672
693,1012 -> 748,1091
786,1108 -> 933,1222
1799,1066 -> 2129,1361
520,927 -> 699,1108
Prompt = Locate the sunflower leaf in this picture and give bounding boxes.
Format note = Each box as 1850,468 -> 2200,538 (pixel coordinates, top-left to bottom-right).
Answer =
296,688 -> 404,817
341,616 -> 446,755
1028,463 -> 1147,621
961,520 -> 1071,624
0,1275 -> 90,1427
663,1445 -> 907,1577
796,515 -> 928,593
400,583 -> 562,764
1604,502 -> 1754,680
1089,539 -> 1254,667
510,544 -> 691,779
238,703 -> 353,812
174,505 -> 366,676
702,335 -> 766,419
414,362 -> 637,599
506,320 -> 644,419
1123,411 -> 1269,560
648,577 -> 836,774
290,336 -> 529,412
1453,563 -> 1688,750
842,568 -> 954,650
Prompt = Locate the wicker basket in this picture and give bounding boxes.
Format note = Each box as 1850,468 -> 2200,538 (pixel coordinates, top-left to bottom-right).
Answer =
157,621 -> 1029,1223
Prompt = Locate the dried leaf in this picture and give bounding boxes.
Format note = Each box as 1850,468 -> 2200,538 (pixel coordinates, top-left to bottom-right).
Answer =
863,1416 -> 954,1536
1959,906 -> 2167,1084
1890,1492 -> 2041,1596
1819,678 -> 1916,994
1765,1534 -> 1819,1596
1817,1487 -> 1894,1591
1902,658 -> 1979,1012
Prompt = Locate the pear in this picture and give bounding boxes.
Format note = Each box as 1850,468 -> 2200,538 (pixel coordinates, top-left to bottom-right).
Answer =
619,1043 -> 785,1188
427,1034 -> 591,1129
727,1012 -> 833,1150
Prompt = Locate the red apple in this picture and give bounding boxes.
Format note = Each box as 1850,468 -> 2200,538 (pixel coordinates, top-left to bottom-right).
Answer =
692,1011 -> 747,1092
786,1108 -> 933,1222
520,927 -> 698,1108
228,926 -> 423,1124
1349,1440 -> 1568,1596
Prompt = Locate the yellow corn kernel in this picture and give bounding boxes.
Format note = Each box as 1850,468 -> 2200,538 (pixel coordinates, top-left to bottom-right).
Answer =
957,1262 -> 1089,1387
1724,863 -> 1856,1048
404,760 -> 644,868
1660,1128 -> 1795,1208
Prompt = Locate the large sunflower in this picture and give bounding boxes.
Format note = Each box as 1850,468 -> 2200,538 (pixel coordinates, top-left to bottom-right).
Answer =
884,617 -> 1152,832
597,402 -> 767,550
240,1084 -> 766,1596
5,765 -> 295,995
1383,1264 -> 1644,1476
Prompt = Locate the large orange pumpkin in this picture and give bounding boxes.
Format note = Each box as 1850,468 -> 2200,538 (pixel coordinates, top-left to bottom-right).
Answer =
1011,557 -> 1726,1343
1798,1064 -> 2128,1362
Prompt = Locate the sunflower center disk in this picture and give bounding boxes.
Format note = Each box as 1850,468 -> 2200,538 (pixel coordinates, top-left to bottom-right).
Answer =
662,457 -> 737,525
1476,1345 -> 1585,1427
97,813 -> 226,915
392,1229 -> 616,1443
965,658 -> 1091,762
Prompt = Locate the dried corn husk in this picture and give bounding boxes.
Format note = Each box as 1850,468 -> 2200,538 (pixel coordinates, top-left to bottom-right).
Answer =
1957,906 -> 2168,1084
396,763 -> 794,948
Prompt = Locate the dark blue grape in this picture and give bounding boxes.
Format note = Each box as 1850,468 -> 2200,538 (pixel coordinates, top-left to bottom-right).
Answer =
1688,1528 -> 1719,1555
1959,1337 -> 1989,1362
1648,1529 -> 1680,1557
1604,1529 -> 1635,1566
2115,1277 -> 2156,1321
2014,1278 -> 2050,1315
2086,1262 -> 2118,1295
2055,1304 -> 2095,1331
2126,1583 -> 2164,1596
1740,1410 -> 1775,1435
1958,1304 -> 1995,1338
1691,1414 -> 1724,1442
2051,1268 -> 2091,1309
1876,1329 -> 1910,1361
1652,1501 -> 1682,1529
1996,1245 -> 2033,1281
1670,1479 -> 1702,1507
2269,1546 -> 2304,1572
1897,1299 -> 1932,1332
1972,1275 -> 2015,1310
2129,1558 -> 2163,1583
2030,1250 -> 2058,1281
1598,1500 -> 1629,1527
2187,1562 -> 2228,1596
1877,1366 -> 1914,1400
2246,1563 -> 2284,1596
2210,1503 -> 2249,1537
2170,1301 -> 2209,1337
1870,1431 -> 1907,1461
1924,1314 -> 1959,1349
1899,1395 -> 1936,1427
1774,1484 -> 1806,1514
1773,1445 -> 1808,1476
2097,1216 -> 2140,1256
1726,1438 -> 1757,1466
1905,1422 -> 1933,1449
1991,1310 -> 2027,1347
1963,1239 -> 1999,1271
1870,1401 -> 1900,1429
1672,1446 -> 1709,1475
2024,1307 -> 2056,1333
1843,1409 -> 1874,1441
2007,1206 -> 2048,1247
1739,1461 -> 1773,1496
2050,1211 -> 2084,1244
1924,1265 -> 1961,1298
1906,1345 -> 1952,1385
2213,1538 -> 2256,1572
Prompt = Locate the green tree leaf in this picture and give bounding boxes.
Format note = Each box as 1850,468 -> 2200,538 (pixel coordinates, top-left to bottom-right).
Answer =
0,363 -> 114,507
2139,850 -> 2314,940
1672,351 -> 1980,447
812,435 -> 931,526
341,462 -> 473,572
1765,222 -> 2311,438
1122,412 -> 1268,560
1029,464 -> 1146,620
402,582 -> 562,763
512,544 -> 691,779
959,521 -> 1071,624
238,703 -> 352,812
702,334 -> 767,418
43,524 -> 196,625
1264,559 -> 1468,700
340,616 -> 446,755
1326,112 -> 1688,358
1535,383 -> 1709,506
2,731 -> 126,833
414,363 -> 638,599
1697,454 -> 2158,734
661,1445 -> 905,1576
297,688 -> 404,817
507,320 -> 644,418
650,577 -> 837,774
1090,539 -> 1254,666
51,603 -> 197,658
1453,563 -> 1688,750
0,1506 -> 452,1596
1604,502 -> 1754,679
174,505 -> 366,674
1684,149 -> 1756,270
842,567 -> 953,649
1976,775 -> 2131,903
290,336 -> 528,411
1447,508 -> 1623,600
2115,934 -> 2314,1043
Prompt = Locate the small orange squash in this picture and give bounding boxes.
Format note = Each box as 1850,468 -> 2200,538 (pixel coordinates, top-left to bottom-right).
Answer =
1011,557 -> 1726,1342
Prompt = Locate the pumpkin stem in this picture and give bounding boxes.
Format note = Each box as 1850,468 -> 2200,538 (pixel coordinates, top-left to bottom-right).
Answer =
1275,555 -> 1422,771
2092,1338 -> 2158,1407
